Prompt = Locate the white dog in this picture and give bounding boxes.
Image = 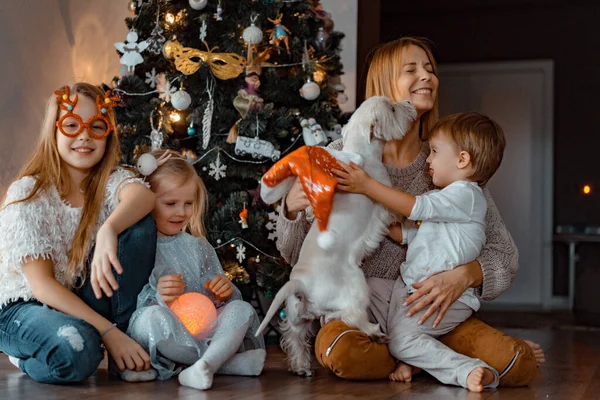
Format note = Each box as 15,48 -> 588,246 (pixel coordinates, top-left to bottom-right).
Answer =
256,96 -> 416,376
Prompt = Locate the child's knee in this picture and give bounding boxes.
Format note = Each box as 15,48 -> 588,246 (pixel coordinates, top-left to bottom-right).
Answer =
225,300 -> 255,320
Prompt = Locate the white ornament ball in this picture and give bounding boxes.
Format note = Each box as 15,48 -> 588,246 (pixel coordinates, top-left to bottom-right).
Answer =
300,81 -> 321,101
137,153 -> 158,176
171,90 -> 192,110
243,23 -> 263,45
189,0 -> 208,10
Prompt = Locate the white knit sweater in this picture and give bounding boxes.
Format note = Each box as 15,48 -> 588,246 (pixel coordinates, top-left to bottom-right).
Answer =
0,168 -> 145,307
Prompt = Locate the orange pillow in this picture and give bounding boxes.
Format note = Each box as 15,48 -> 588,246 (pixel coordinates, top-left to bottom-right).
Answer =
315,317 -> 536,386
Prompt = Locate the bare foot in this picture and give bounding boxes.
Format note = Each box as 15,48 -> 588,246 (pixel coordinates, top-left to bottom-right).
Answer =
524,340 -> 546,366
389,362 -> 421,382
466,367 -> 495,392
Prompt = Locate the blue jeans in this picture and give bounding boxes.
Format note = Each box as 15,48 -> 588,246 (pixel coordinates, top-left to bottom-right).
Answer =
0,214 -> 157,384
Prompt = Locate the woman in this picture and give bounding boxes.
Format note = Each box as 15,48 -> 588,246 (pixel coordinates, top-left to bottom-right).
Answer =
276,37 -> 544,384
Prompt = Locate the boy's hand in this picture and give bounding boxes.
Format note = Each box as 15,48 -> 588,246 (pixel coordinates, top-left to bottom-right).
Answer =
205,275 -> 234,301
157,274 -> 185,305
332,161 -> 373,194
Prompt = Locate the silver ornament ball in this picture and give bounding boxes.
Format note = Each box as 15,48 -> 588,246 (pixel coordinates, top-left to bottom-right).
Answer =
189,0 -> 208,10
300,81 -> 321,101
137,153 -> 158,176
243,23 -> 263,45
171,90 -> 192,110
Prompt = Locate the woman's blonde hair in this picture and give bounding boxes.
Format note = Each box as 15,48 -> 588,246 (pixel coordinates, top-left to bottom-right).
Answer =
365,37 -> 439,140
145,149 -> 208,237
7,83 -> 121,287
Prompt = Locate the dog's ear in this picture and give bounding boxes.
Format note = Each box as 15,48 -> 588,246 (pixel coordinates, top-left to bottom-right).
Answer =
369,118 -> 381,143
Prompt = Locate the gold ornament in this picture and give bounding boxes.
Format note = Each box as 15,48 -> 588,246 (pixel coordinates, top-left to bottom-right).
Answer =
170,40 -> 247,80
128,0 -> 136,14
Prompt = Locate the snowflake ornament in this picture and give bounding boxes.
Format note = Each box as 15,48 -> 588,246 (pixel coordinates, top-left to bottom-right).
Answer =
156,73 -> 177,102
145,68 -> 158,88
208,152 -> 227,181
236,243 -> 246,263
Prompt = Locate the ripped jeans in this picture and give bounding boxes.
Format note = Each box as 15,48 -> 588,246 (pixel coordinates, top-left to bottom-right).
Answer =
0,214 -> 157,383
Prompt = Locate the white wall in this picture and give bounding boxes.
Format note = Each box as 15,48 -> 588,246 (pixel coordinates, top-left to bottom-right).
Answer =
322,0 -> 358,113
0,0 -> 358,197
0,0 -> 129,197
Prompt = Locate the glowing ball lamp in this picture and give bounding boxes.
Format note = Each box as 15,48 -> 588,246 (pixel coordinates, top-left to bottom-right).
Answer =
169,292 -> 217,336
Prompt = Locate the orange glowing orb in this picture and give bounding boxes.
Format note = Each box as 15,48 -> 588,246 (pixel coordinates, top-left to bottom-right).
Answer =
169,292 -> 217,336
583,185 -> 591,195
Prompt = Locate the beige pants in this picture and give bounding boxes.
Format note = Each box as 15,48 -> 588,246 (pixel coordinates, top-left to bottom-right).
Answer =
366,277 -> 499,389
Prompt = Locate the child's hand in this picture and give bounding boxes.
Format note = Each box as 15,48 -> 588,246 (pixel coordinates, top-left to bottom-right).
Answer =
332,161 -> 373,194
90,223 -> 123,299
388,223 -> 404,244
157,274 -> 185,305
205,275 -> 234,301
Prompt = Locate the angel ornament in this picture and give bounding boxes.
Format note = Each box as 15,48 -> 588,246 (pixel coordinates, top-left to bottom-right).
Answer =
115,30 -> 149,73
267,14 -> 291,54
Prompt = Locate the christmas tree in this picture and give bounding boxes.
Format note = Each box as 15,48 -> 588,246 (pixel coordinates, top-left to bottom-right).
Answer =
112,0 -> 347,301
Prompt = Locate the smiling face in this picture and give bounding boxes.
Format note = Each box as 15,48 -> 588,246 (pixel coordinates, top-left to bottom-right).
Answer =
55,95 -> 107,176
394,45 -> 439,117
152,178 -> 198,237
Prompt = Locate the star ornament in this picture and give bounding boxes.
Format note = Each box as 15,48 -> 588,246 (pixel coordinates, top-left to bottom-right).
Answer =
260,145 -> 341,232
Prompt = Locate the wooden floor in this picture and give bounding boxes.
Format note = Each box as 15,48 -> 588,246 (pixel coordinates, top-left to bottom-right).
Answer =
1,316 -> 600,399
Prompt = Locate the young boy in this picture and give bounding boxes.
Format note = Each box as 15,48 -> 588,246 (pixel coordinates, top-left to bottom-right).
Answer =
333,112 -> 506,392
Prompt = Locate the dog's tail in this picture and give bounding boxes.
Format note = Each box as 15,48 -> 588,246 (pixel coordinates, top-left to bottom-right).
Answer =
317,231 -> 336,249
255,279 -> 307,337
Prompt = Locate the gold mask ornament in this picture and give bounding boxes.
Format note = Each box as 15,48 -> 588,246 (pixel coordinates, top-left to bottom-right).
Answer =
169,40 -> 247,80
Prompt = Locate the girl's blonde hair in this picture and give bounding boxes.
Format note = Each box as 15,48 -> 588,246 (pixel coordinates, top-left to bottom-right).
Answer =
8,83 -> 121,287
365,37 -> 439,140
145,149 -> 208,237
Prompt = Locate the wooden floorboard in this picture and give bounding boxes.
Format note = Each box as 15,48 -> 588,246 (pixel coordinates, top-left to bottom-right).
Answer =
1,325 -> 599,399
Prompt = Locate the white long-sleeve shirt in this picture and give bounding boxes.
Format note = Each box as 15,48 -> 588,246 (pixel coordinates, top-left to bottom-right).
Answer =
401,180 -> 487,311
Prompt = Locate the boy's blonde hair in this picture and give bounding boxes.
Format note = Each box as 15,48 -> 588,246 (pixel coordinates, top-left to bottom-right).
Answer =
145,149 -> 208,237
7,83 -> 121,287
365,36 -> 439,140
431,112 -> 506,186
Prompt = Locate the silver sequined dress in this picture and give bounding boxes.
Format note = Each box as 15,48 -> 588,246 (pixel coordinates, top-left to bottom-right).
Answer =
127,232 -> 264,380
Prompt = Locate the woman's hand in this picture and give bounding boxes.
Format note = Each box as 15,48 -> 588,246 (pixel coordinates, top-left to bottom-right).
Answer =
285,178 -> 310,219
205,275 -> 234,302
403,267 -> 470,328
90,223 -> 123,299
157,274 -> 185,305
102,327 -> 151,372
332,161 -> 373,194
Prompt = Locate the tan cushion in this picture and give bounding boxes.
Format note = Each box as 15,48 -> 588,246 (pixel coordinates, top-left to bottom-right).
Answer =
315,317 -> 536,386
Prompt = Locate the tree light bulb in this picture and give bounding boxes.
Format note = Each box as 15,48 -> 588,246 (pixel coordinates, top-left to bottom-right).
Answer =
583,185 -> 592,195
169,111 -> 181,122
165,13 -> 175,24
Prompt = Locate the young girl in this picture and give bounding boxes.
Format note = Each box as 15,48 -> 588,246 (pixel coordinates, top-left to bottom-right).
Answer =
0,83 -> 157,383
125,150 -> 265,390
